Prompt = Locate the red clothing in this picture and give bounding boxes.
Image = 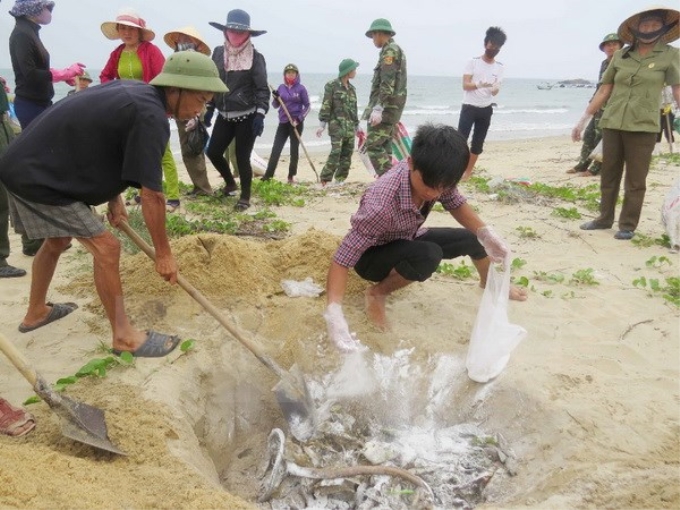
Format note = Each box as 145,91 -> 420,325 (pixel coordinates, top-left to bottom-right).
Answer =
334,161 -> 467,267
99,41 -> 165,84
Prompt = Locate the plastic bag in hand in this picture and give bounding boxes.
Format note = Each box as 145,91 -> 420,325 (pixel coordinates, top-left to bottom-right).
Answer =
477,226 -> 508,263
323,303 -> 359,352
466,259 -> 526,382
186,120 -> 209,156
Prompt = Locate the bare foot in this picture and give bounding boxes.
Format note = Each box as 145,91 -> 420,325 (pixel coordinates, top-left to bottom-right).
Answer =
578,169 -> 595,177
365,288 -> 389,330
510,285 -> 528,301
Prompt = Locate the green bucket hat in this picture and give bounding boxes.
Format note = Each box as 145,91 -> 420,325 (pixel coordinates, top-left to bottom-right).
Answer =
150,51 -> 227,93
338,59 -> 359,78
599,32 -> 622,50
365,18 -> 395,38
283,63 -> 299,74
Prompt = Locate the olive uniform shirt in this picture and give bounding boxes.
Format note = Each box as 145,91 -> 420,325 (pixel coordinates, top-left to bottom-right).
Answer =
599,42 -> 680,133
363,38 -> 407,125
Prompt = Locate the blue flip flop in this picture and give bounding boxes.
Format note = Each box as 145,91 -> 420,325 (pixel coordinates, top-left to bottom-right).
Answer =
112,330 -> 181,358
18,302 -> 78,333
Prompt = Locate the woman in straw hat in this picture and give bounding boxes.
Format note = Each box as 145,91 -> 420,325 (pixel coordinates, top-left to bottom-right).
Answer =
163,26 -> 214,197
573,5 -> 680,241
100,8 -> 181,212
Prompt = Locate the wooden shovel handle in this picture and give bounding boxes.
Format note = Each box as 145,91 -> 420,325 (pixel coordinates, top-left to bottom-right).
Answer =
117,221 -> 286,378
0,331 -> 39,387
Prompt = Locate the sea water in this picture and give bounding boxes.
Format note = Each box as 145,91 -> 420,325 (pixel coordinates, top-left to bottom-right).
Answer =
0,69 -> 593,156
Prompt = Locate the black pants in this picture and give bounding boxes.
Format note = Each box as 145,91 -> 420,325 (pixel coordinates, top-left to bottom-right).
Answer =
355,227 -> 487,282
457,104 -> 493,155
264,121 -> 303,179
206,113 -> 257,202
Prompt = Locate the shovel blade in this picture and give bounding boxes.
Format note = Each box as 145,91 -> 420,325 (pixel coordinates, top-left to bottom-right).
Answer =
36,383 -> 126,455
272,364 -> 316,442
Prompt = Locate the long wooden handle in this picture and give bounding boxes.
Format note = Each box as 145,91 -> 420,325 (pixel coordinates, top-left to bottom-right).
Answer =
268,84 -> 319,182
118,221 -> 286,378
0,331 -> 39,387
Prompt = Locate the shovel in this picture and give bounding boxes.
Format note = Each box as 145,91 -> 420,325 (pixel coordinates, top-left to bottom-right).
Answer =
0,332 -> 125,455
118,221 -> 317,442
268,84 -> 319,182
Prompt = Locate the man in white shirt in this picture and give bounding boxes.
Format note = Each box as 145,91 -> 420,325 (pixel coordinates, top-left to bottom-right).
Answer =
458,26 -> 506,180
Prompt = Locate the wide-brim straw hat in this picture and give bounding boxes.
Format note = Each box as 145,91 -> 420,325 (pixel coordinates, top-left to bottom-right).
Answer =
618,5 -> 679,44
209,9 -> 266,37
101,8 -> 156,42
163,26 -> 210,56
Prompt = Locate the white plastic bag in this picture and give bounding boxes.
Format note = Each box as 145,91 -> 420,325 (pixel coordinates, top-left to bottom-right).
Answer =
466,260 -> 527,383
280,277 -> 323,298
662,179 -> 680,253
589,139 -> 603,163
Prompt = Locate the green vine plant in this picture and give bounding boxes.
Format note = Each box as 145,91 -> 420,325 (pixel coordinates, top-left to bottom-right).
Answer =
436,260 -> 475,280
551,207 -> 582,220
569,268 -> 599,286
632,276 -> 680,307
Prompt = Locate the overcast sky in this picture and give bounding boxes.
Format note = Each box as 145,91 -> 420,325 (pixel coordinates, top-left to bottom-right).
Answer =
0,0 -> 676,80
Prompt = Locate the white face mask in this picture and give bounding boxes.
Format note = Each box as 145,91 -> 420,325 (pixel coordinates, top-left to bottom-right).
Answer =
32,6 -> 53,25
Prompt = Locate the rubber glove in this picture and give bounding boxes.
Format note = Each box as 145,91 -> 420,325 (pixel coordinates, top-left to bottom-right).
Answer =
369,105 -> 383,126
477,226 -> 509,263
271,89 -> 280,99
316,122 -> 326,138
252,113 -> 265,137
571,112 -> 592,142
356,128 -> 366,147
323,303 -> 359,352
203,107 -> 214,127
50,63 -> 85,85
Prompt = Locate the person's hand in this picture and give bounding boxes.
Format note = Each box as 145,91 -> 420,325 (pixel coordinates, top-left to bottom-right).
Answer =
477,226 -> 509,263
323,303 -> 360,352
490,84 -> 500,95
203,108 -> 214,127
476,81 -> 493,89
271,89 -> 280,99
185,117 -> 198,131
316,123 -> 326,138
356,128 -> 366,147
50,63 -> 85,84
106,198 -> 128,228
252,113 -> 265,137
572,112 -> 592,142
369,105 -> 383,126
155,253 -> 178,284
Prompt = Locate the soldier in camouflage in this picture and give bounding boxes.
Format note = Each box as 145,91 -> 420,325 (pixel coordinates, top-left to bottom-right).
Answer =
363,18 -> 407,176
317,59 -> 362,185
568,33 -> 622,177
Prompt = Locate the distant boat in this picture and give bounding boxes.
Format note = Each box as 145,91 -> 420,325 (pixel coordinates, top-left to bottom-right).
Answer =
537,83 -> 553,90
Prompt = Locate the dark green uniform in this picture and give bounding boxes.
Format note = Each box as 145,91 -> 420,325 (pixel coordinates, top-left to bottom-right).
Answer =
0,88 -> 17,266
575,58 -> 611,174
319,78 -> 359,183
363,38 -> 407,175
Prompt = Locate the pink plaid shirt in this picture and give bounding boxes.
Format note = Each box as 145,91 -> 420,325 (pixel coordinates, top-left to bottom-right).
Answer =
334,161 -> 467,267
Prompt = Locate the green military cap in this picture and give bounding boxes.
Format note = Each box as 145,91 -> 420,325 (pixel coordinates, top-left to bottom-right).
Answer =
150,51 -> 227,93
338,59 -> 359,78
365,18 -> 395,38
599,32 -> 622,50
284,63 -> 299,73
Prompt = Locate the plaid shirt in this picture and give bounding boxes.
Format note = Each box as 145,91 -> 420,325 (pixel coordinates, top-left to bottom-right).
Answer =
334,161 -> 467,267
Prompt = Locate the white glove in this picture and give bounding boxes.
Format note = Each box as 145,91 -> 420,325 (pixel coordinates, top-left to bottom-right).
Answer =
316,122 -> 326,138
477,226 -> 509,263
572,112 -> 592,143
490,84 -> 500,95
323,303 -> 359,352
369,105 -> 383,126
185,117 -> 198,131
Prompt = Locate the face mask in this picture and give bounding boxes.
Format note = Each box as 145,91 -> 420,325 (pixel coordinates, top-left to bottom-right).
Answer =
285,76 -> 296,85
485,48 -> 500,59
632,24 -> 669,44
226,30 -> 250,46
33,7 -> 52,25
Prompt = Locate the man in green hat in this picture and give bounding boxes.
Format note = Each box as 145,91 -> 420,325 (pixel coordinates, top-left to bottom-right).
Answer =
0,51 -> 226,358
567,32 -> 622,176
317,58 -> 362,184
363,18 -> 407,176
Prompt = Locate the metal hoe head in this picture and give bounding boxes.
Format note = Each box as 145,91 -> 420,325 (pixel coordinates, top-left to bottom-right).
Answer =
36,377 -> 126,455
272,364 -> 316,442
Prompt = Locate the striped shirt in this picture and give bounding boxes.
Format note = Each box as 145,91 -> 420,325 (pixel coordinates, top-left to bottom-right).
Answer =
334,161 -> 467,267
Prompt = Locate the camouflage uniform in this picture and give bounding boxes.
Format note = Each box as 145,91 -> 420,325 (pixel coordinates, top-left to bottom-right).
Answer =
319,78 -> 359,182
575,58 -> 610,174
363,38 -> 407,175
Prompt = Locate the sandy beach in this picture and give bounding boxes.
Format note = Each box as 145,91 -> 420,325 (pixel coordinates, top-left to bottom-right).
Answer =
1,135 -> 678,509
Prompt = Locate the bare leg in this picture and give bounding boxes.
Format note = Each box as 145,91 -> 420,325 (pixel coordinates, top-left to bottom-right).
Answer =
471,257 -> 528,301
461,153 -> 479,181
78,232 -> 147,351
365,269 -> 413,330
21,237 -> 71,327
